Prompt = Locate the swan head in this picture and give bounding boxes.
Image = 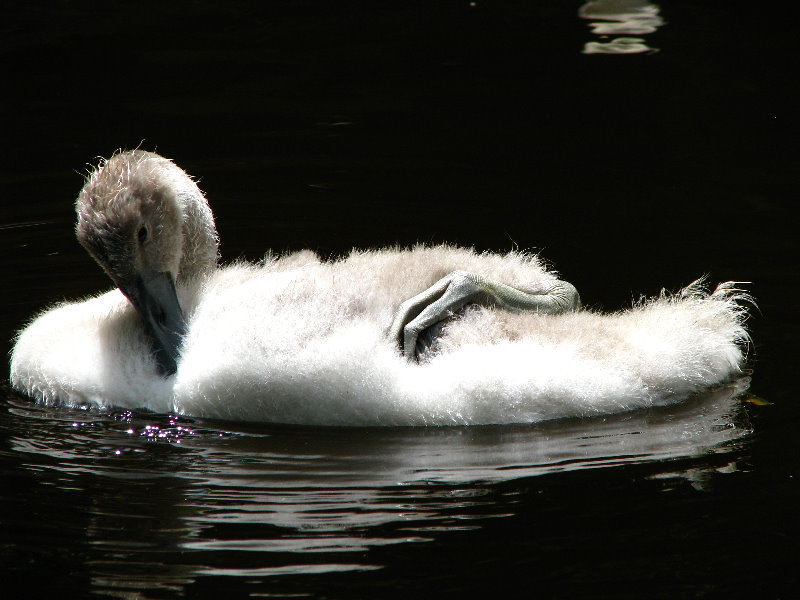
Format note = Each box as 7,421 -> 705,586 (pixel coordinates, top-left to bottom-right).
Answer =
75,150 -> 219,376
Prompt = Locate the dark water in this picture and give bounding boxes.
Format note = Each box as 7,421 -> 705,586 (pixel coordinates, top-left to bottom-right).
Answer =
2,1 -> 799,597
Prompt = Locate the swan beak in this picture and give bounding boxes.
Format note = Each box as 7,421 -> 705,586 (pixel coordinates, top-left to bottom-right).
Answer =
126,271 -> 186,376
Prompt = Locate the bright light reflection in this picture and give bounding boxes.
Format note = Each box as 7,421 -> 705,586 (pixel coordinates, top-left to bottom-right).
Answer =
579,0 -> 665,54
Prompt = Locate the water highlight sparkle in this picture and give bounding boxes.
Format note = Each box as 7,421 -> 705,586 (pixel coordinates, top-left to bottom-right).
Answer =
579,0 -> 665,55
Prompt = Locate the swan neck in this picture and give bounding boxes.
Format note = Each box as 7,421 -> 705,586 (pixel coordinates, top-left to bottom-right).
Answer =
172,176 -> 219,281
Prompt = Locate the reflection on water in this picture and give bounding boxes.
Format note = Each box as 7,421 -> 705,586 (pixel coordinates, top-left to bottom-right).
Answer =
3,380 -> 751,595
579,0 -> 665,54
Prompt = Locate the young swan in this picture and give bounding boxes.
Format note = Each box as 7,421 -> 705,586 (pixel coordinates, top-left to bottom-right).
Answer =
75,150 -> 580,374
10,150 -> 749,425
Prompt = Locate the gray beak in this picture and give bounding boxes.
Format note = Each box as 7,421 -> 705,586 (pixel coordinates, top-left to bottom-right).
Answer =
126,271 -> 186,376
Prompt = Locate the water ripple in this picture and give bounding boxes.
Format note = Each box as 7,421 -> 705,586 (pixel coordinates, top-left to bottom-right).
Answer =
2,379 -> 752,594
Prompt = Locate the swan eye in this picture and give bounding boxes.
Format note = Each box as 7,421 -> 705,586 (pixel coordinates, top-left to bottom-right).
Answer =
137,226 -> 148,244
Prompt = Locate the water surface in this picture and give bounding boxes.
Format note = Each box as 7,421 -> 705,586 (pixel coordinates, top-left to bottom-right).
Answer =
1,380 -> 758,596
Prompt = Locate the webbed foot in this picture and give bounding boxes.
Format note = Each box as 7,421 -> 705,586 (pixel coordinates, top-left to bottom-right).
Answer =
389,271 -> 580,361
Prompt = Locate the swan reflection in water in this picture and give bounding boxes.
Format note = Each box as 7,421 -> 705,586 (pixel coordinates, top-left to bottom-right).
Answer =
5,377 -> 752,589
10,378 -> 752,504
580,0 -> 665,54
